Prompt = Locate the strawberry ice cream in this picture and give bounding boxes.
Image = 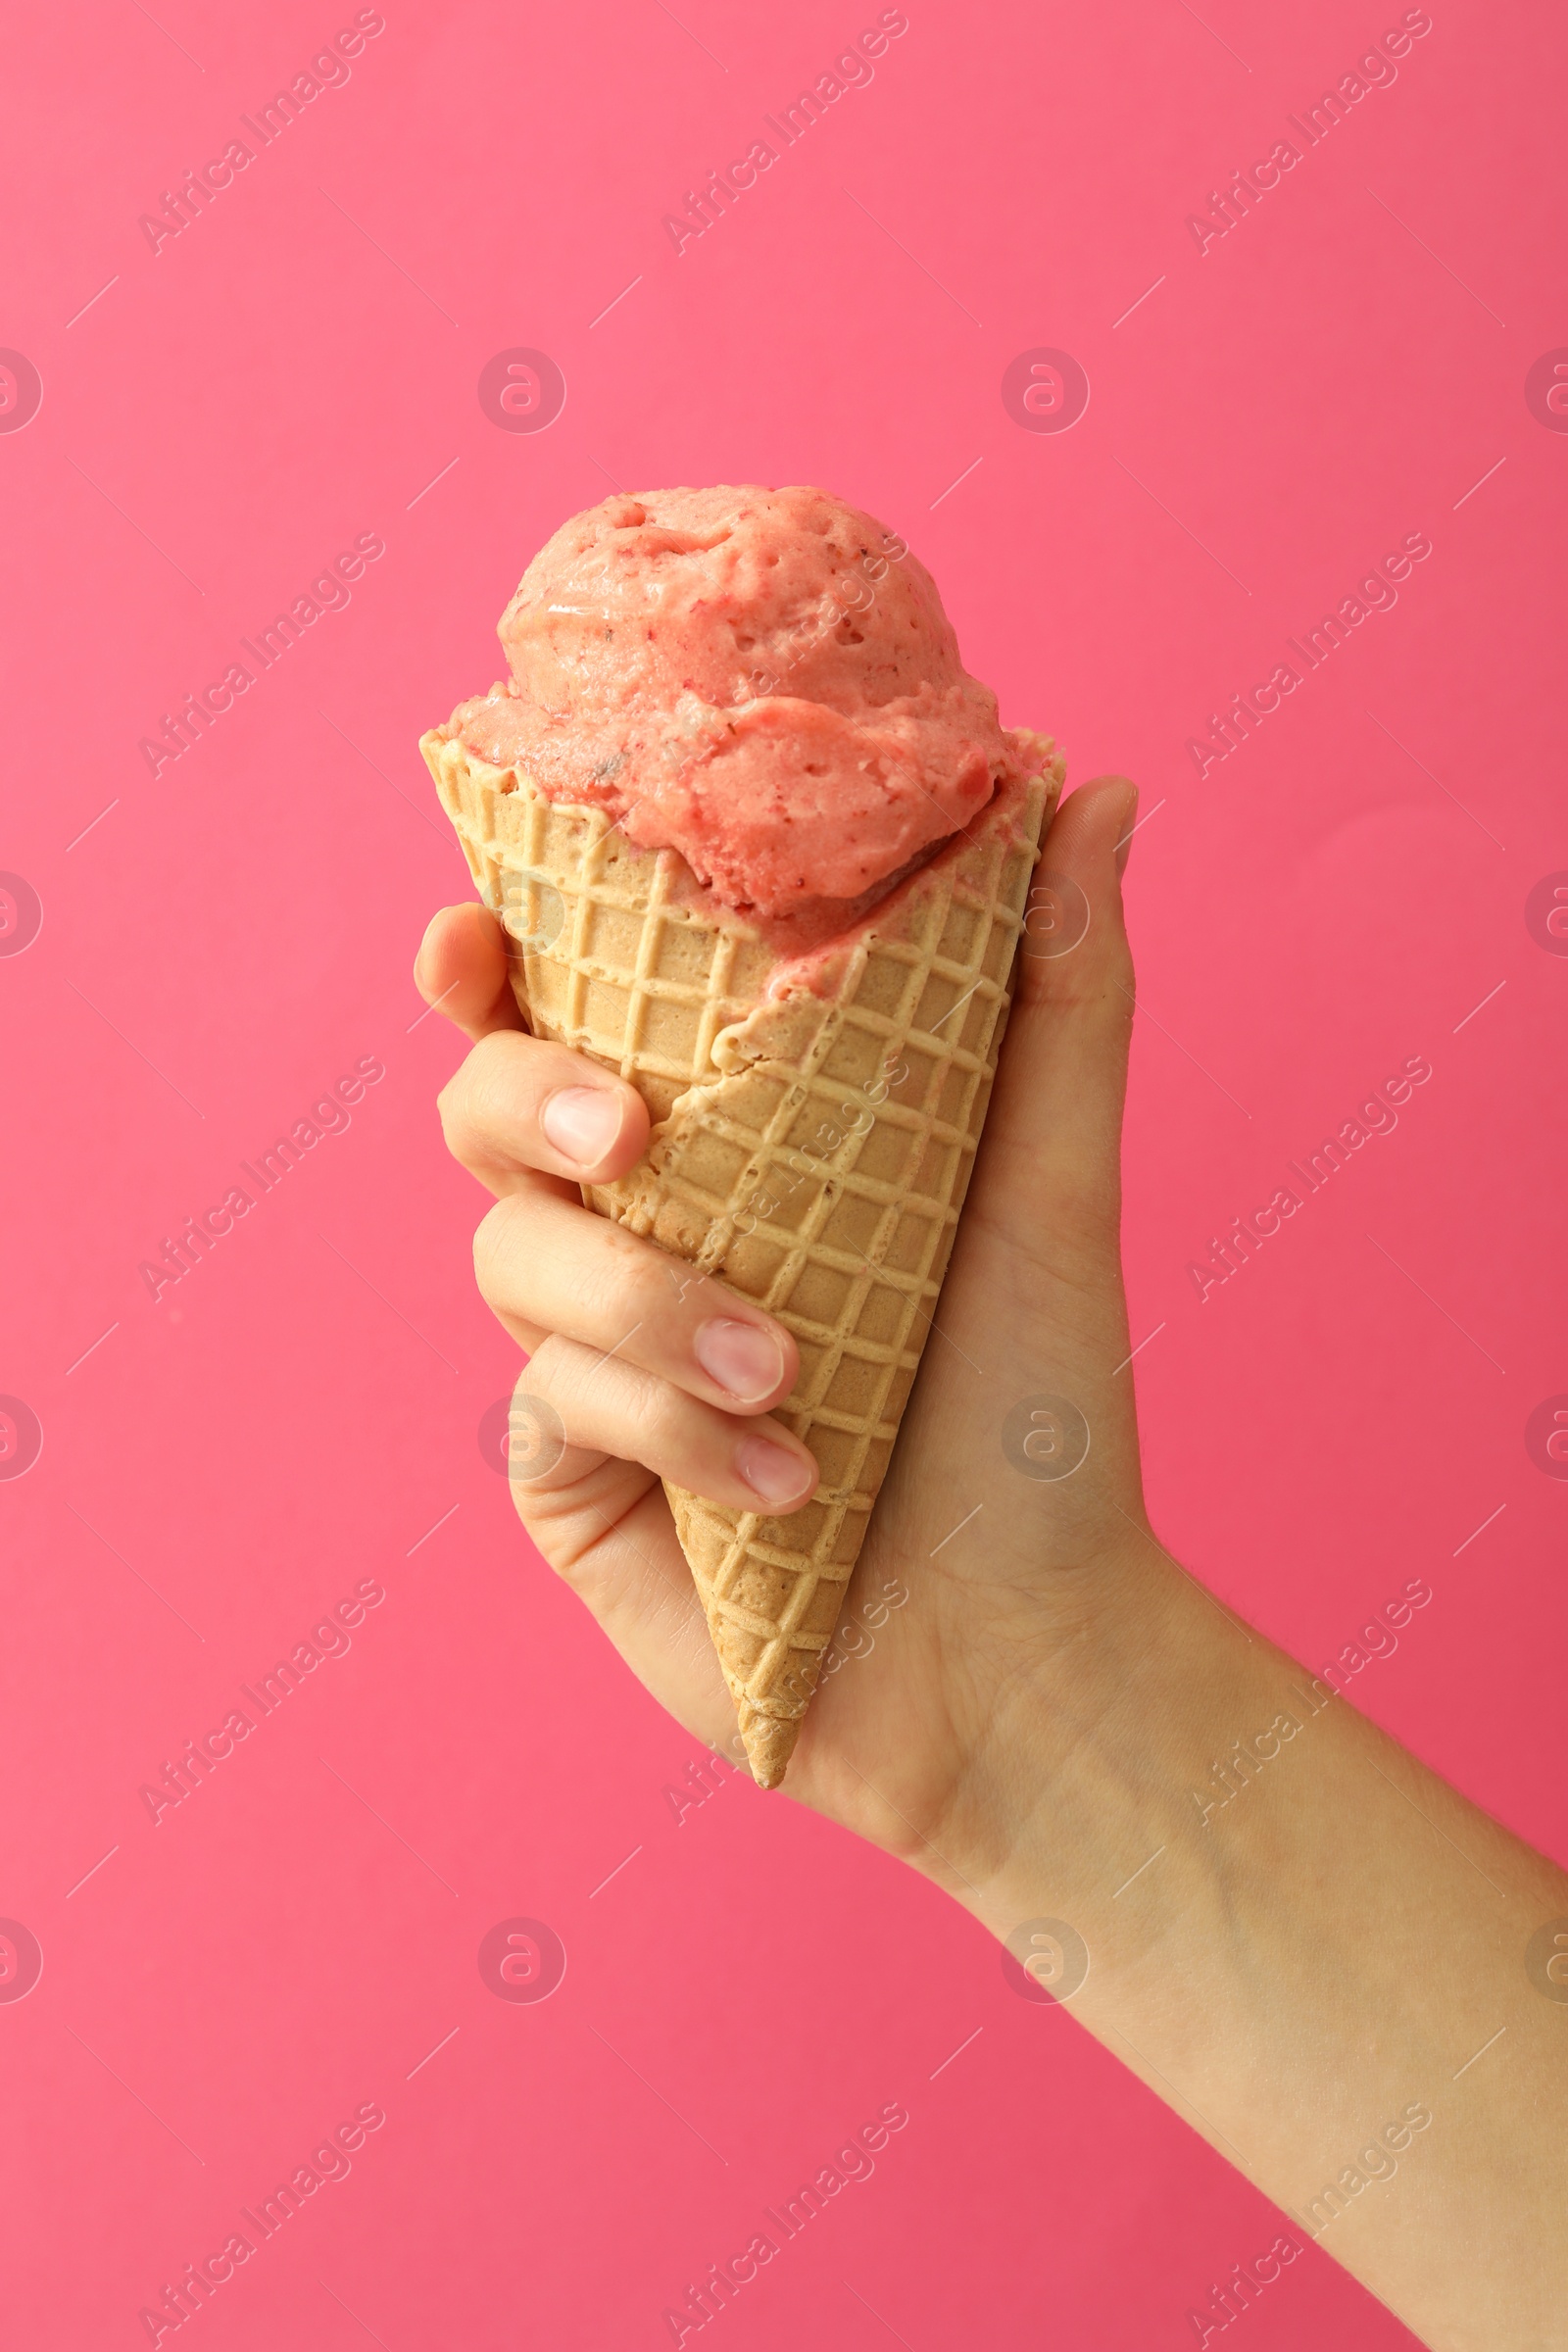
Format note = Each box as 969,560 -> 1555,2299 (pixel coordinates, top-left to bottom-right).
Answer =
450,484 -> 1041,932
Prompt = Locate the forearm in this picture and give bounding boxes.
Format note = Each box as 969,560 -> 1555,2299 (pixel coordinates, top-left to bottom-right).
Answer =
938,1545 -> 1568,2351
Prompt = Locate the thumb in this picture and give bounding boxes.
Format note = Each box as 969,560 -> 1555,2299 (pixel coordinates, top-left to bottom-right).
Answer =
980,774 -> 1140,1280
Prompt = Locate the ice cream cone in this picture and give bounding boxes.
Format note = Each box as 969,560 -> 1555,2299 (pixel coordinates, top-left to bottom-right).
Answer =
423,724 -> 1063,1787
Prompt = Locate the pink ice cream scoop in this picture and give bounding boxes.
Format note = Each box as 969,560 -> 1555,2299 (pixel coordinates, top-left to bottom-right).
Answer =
451,484 -> 1034,925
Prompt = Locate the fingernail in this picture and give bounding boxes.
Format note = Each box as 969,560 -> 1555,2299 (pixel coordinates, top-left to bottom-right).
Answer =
736,1435 -> 816,1506
694,1316 -> 785,1402
540,1086 -> 622,1166
1114,786 -> 1140,876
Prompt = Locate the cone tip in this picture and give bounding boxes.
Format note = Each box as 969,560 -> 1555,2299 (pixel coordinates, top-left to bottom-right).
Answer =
739,1709 -> 801,1790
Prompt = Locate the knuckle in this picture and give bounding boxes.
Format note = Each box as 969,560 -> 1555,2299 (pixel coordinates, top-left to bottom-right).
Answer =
572,1224 -> 675,1332
434,1068 -> 466,1141
533,1537 -> 583,1589
559,1344 -> 692,1463
513,1334 -> 559,1399
618,1241 -> 687,1321
628,1373 -> 698,1455
437,1032 -> 514,1144
465,1030 -> 531,1132
506,1469 -> 574,1568
471,1194 -> 528,1295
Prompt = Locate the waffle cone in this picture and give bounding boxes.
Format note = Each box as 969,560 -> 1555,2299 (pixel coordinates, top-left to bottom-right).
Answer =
422,725 -> 1062,1787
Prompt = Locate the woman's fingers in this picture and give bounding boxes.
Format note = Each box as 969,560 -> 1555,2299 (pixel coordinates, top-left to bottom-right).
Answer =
981,774 -> 1139,1267
946,770 -> 1147,1529
509,1334 -> 818,1515
418,896 -> 819,1510
412,903 -> 754,1739
474,1188 -> 802,1417
438,1027 -> 651,1195
415,902 -> 526,1042
420,904 -> 651,1197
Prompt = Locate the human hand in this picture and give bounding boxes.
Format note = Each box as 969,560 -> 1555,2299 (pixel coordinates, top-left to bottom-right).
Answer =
416,777 -> 1162,1900
421,773 -> 1568,2352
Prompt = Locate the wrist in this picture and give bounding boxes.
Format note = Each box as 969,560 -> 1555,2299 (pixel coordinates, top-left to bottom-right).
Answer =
927,1536 -> 1276,1967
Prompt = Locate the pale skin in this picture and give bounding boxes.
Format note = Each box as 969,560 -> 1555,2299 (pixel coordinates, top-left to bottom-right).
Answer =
416,778 -> 1568,2351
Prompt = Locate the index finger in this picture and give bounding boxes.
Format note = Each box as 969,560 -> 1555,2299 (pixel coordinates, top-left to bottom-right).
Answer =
415,902 -> 527,1043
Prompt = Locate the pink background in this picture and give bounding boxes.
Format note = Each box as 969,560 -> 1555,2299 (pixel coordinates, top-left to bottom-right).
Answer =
3,0 -> 1565,2344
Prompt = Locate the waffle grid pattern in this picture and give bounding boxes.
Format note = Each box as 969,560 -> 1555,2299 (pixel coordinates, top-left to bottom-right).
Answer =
422,725 -> 1059,1784
647,835 -> 1045,1741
